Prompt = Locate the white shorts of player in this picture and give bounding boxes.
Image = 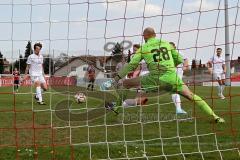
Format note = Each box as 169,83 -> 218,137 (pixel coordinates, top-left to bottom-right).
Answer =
30,75 -> 46,84
213,72 -> 225,81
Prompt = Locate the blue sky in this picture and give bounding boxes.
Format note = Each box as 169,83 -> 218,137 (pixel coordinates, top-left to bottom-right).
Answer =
0,0 -> 239,63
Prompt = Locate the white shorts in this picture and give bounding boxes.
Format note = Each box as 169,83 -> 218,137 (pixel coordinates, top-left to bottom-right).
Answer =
30,75 -> 46,84
213,73 -> 225,81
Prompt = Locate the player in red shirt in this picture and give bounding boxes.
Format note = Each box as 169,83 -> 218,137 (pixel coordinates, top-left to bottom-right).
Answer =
13,68 -> 20,92
87,64 -> 96,91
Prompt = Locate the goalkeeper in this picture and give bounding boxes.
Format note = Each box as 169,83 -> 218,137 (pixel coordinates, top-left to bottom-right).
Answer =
102,27 -> 225,123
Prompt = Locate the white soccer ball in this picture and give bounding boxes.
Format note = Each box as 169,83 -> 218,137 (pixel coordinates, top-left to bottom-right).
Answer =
75,93 -> 86,103
78,97 -> 86,103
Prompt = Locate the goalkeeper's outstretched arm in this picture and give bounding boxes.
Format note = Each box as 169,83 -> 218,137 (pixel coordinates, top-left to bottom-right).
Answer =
171,47 -> 183,66
116,52 -> 142,80
100,52 -> 142,91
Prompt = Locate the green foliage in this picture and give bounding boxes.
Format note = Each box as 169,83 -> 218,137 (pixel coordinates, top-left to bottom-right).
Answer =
112,42 -> 124,63
19,41 -> 33,73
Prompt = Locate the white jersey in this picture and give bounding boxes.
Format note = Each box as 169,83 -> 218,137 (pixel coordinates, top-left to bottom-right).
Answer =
210,55 -> 225,74
26,53 -> 44,76
176,52 -> 186,78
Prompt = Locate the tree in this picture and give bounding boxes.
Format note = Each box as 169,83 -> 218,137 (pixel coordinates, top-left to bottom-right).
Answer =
54,52 -> 69,68
199,59 -> 202,69
0,51 -> 3,74
24,41 -> 33,59
20,41 -> 33,73
191,59 -> 196,70
19,54 -> 26,74
111,42 -> 124,62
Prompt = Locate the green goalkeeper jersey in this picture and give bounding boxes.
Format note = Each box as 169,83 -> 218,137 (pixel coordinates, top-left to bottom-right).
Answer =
118,37 -> 183,78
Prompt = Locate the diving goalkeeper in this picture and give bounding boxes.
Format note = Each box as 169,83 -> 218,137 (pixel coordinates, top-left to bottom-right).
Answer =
101,27 -> 225,123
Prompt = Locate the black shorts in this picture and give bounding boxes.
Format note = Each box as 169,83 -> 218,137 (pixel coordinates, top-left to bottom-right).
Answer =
14,80 -> 19,85
89,78 -> 95,83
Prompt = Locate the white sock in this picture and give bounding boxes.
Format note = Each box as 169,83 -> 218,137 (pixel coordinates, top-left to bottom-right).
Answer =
36,86 -> 42,102
123,99 -> 137,107
217,85 -> 221,95
35,90 -> 38,98
221,85 -> 225,95
172,94 -> 182,110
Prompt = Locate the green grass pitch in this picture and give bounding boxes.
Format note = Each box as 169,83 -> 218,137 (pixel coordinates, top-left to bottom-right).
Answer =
0,86 -> 239,160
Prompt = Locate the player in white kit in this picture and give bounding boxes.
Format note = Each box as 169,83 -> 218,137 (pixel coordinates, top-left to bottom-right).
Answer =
24,42 -> 47,105
170,42 -> 188,114
208,48 -> 226,99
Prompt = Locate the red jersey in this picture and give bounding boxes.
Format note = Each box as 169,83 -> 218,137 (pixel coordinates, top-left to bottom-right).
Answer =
87,66 -> 95,80
13,71 -> 20,81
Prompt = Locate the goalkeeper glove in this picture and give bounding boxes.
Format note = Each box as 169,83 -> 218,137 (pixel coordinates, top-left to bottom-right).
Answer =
100,75 -> 122,91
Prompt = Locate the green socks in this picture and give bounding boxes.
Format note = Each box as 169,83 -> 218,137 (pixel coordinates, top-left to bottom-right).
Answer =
193,94 -> 218,118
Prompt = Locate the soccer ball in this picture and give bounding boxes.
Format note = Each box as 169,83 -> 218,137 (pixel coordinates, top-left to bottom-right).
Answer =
75,92 -> 86,103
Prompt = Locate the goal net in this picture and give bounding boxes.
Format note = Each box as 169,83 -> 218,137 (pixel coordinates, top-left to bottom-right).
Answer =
0,0 -> 240,159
